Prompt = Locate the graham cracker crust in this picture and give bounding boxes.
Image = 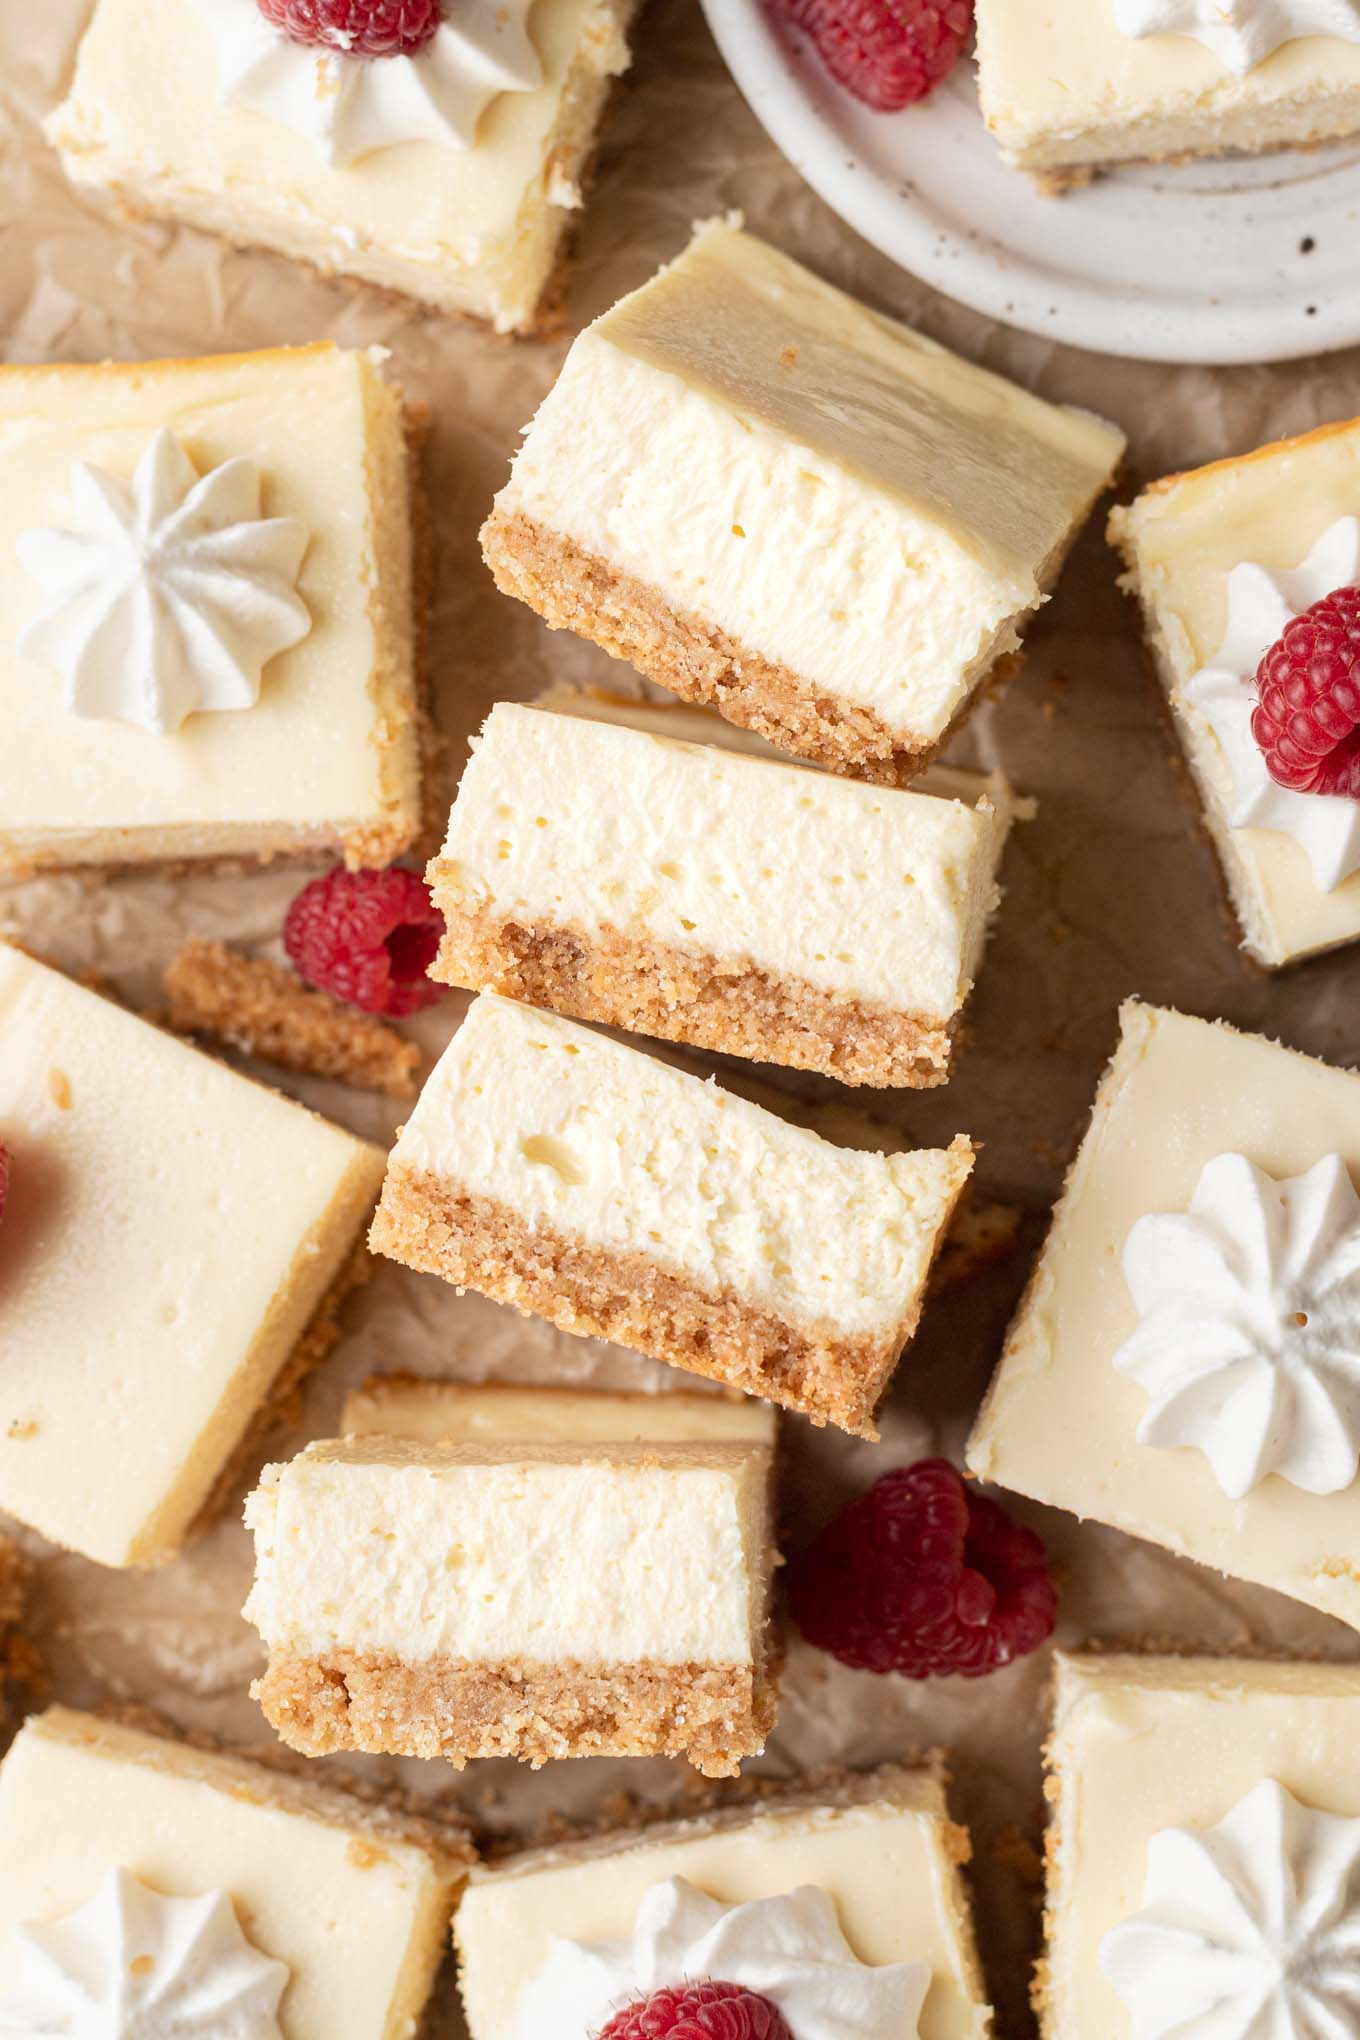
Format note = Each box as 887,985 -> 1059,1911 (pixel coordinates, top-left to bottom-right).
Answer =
253,1648 -> 778,1780
427,889 -> 956,1088
367,1163 -> 959,1438
166,940 -> 420,1100
480,508 -> 937,784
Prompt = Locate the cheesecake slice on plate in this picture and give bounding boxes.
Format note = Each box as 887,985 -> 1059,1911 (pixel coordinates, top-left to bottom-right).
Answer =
369,991 -> 973,1436
482,219 -> 1125,783
245,1433 -> 778,1777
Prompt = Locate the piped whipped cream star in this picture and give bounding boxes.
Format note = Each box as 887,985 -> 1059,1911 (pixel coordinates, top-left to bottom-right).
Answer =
1114,0 -> 1360,74
1181,516 -> 1360,891
17,428 -> 311,738
1101,1780 -> 1360,2039
1114,1150 -> 1360,1499
0,1864 -> 288,2038
188,0 -> 542,168
508,1877 -> 929,2040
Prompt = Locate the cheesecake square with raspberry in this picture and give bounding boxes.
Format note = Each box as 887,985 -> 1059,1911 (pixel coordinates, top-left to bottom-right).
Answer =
1110,418 -> 1360,967
1041,1653 -> 1360,2039
967,998 -> 1360,1634
455,1767 -> 991,2039
0,944 -> 385,1569
0,344 -> 421,875
482,219 -> 1125,783
368,991 -> 974,1437
244,1433 -> 778,1777
0,1707 -> 468,2040
48,0 -> 637,335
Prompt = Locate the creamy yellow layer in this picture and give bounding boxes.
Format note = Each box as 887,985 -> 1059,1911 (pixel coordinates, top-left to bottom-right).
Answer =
0,344 -> 418,870
0,946 -> 385,1568
245,1438 -> 774,1667
49,0 -> 634,332
967,1000 -> 1360,1631
494,221 -> 1124,747
0,1708 -> 462,2040
975,1 -> 1360,171
434,702 -> 1009,1019
456,1777 -> 990,2040
380,992 -> 972,1339
1045,1653 -> 1360,2038
341,1377 -> 778,1449
1111,419 -> 1360,966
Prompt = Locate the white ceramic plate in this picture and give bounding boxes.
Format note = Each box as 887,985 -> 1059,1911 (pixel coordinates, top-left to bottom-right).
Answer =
701,0 -> 1360,364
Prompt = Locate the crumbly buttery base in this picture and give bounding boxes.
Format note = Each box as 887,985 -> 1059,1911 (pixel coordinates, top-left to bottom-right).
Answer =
253,1648 -> 776,1781
369,1162 -> 968,1436
429,892 -> 957,1087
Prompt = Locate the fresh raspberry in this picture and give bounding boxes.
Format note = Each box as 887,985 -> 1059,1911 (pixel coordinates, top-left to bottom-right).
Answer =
283,868 -> 446,1017
256,0 -> 443,57
773,0 -> 973,111
1250,585 -> 1360,798
597,1982 -> 793,2040
0,1141 -> 9,1225
787,1459 -> 1057,1678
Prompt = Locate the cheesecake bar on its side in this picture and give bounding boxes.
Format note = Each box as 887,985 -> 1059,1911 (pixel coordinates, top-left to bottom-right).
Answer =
1111,418 -> 1360,968
244,1435 -> 779,1778
975,0 -> 1360,188
482,221 -> 1125,783
47,0 -> 636,335
0,345 -> 421,874
369,992 -> 974,1436
456,1766 -> 992,2040
0,1707 -> 467,2040
342,1376 -> 778,1450
428,702 -> 1015,1087
0,945 -> 385,1569
1041,1653 -> 1360,2038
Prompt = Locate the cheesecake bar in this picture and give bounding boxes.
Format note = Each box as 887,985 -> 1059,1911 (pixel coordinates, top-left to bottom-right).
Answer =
245,1434 -> 778,1777
482,220 -> 1125,783
967,999 -> 1360,1633
428,702 -> 1014,1086
342,1375 -> 778,1449
369,992 -> 973,1435
456,1766 -> 991,2040
1,344 -> 420,873
975,0 -> 1360,188
0,1707 -> 466,2040
0,945 -> 384,1568
1110,418 -> 1360,967
1041,1652 -> 1360,2038
48,0 -> 636,334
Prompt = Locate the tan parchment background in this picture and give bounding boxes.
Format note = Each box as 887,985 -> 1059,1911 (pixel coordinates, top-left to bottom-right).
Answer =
3,6 -> 1360,2034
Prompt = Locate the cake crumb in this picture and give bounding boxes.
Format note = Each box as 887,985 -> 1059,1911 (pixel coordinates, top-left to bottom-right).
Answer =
47,1069 -> 72,1110
6,1420 -> 38,1441
165,941 -> 420,1100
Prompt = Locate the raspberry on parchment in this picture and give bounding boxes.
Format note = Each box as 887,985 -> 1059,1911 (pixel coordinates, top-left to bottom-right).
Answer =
284,868 -> 447,1018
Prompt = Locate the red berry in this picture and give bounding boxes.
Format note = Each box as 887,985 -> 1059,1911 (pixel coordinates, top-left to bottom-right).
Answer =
787,1459 -> 1057,1678
0,1141 -> 10,1224
283,868 -> 446,1018
1250,585 -> 1360,798
597,1982 -> 793,2040
772,0 -> 973,111
256,0 -> 443,58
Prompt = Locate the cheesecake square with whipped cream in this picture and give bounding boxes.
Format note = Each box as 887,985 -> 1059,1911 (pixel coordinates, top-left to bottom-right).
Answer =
1111,418 -> 1360,968
0,1707 -> 467,2040
975,0 -> 1360,188
427,702 -> 1016,1087
0,344 -> 420,874
456,1766 -> 991,2040
967,998 -> 1360,1633
0,945 -> 385,1568
342,1375 -> 778,1449
48,0 -> 636,334
245,1433 -> 778,1777
482,220 -> 1125,783
1041,1652 -> 1360,2038
369,992 -> 973,1436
